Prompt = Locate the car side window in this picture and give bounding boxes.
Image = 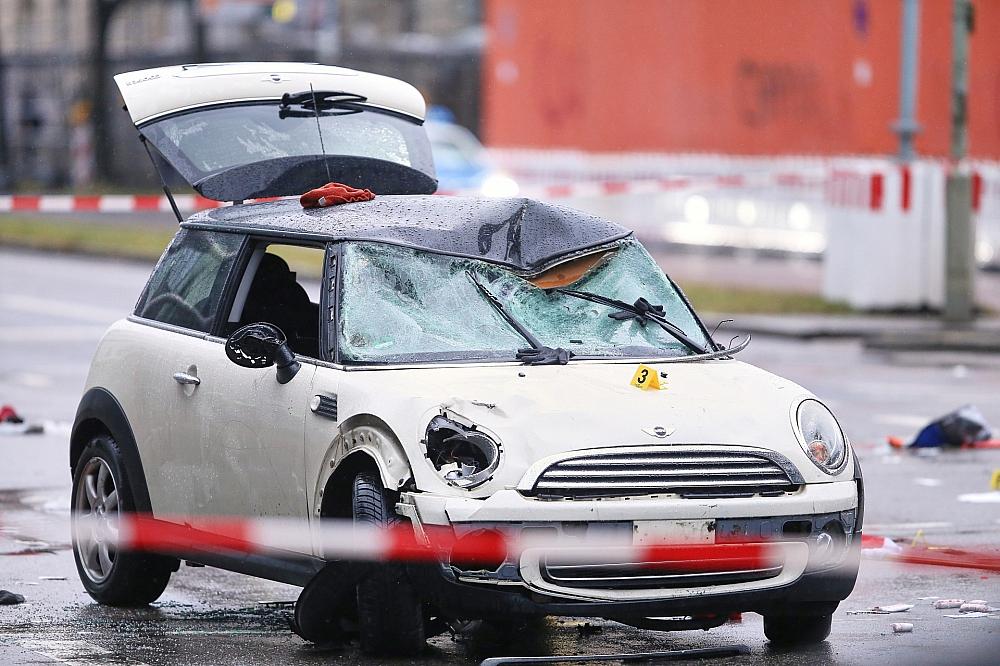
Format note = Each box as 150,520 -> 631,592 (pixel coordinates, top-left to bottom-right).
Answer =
224,242 -> 326,358
135,229 -> 243,333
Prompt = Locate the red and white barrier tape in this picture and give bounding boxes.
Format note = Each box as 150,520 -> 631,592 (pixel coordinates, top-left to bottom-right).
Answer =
860,534 -> 1000,572
0,193 -> 226,214
1,173 -> 821,215
0,168 -> 984,215
77,513 -> 786,572
70,513 -> 1000,573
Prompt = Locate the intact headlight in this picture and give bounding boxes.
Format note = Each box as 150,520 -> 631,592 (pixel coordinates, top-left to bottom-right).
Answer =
424,415 -> 502,489
795,399 -> 849,474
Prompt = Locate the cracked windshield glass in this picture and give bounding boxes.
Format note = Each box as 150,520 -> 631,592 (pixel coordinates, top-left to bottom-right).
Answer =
339,239 -> 709,363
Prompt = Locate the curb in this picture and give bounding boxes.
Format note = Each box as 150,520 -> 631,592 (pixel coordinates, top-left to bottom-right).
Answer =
703,314 -> 1000,352
864,329 -> 1000,354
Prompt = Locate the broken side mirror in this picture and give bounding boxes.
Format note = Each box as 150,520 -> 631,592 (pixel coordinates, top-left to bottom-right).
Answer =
225,322 -> 301,385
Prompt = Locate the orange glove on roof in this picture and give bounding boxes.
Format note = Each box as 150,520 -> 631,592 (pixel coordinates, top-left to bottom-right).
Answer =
300,182 -> 375,209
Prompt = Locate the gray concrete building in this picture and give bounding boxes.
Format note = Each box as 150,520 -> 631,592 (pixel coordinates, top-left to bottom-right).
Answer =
0,0 -> 481,189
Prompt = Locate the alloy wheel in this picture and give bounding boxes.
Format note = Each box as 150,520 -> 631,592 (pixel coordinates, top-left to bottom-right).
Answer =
73,457 -> 120,583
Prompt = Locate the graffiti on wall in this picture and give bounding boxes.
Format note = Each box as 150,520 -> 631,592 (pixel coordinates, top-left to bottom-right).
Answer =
734,60 -> 822,128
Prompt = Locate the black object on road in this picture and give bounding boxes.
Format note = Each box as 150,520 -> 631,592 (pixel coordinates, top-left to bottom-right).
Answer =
291,561 -> 372,644
903,404 -> 993,449
0,590 -> 25,605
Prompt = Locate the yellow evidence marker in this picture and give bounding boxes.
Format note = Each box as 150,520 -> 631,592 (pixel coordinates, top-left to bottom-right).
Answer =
630,364 -> 665,391
991,469 -> 1000,491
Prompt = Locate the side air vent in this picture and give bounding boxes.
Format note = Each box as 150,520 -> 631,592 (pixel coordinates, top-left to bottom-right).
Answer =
310,394 -> 338,420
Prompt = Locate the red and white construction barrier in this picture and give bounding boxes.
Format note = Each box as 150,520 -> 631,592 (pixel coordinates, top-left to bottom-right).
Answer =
826,164 -> 986,213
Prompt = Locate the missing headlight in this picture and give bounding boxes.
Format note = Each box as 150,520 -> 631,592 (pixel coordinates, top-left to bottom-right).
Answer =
424,415 -> 502,489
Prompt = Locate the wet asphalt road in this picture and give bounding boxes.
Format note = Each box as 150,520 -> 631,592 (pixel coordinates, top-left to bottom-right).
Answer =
1,247 -> 999,665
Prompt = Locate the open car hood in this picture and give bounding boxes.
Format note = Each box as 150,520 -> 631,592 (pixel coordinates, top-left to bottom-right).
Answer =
114,63 -> 437,201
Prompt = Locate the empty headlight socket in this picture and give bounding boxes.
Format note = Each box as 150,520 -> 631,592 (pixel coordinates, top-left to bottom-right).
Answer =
422,411 -> 503,489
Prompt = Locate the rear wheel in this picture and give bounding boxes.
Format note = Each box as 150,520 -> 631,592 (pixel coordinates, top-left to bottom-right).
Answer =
763,608 -> 832,645
352,471 -> 426,655
71,434 -> 174,606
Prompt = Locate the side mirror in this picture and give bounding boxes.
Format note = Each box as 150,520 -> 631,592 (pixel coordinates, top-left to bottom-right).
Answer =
225,323 -> 301,385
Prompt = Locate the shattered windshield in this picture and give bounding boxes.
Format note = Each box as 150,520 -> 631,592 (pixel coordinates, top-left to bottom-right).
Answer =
339,239 -> 709,364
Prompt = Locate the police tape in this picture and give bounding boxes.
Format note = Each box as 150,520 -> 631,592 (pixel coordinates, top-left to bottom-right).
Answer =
69,513 -> 1000,574
0,193 -> 227,214
1,173 -> 820,214
860,534 -> 1000,572
73,513 -> 792,572
1,168 -> 987,215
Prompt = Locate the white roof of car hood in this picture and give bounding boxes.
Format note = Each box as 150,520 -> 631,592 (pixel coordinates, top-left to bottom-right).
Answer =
114,62 -> 426,125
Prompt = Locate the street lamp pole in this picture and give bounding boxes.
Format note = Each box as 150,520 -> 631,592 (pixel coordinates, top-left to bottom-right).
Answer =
91,0 -> 121,184
943,0 -> 975,323
894,0 -> 921,162
0,22 -> 9,189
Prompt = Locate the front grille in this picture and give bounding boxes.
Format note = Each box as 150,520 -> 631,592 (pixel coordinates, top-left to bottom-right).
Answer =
541,558 -> 784,590
525,446 -> 803,499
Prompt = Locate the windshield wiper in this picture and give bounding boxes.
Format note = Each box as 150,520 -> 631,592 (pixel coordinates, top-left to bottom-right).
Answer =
278,90 -> 367,119
554,288 -> 708,355
466,271 -> 573,365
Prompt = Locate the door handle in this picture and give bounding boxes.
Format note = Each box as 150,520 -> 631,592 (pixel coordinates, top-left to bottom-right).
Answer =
172,372 -> 201,386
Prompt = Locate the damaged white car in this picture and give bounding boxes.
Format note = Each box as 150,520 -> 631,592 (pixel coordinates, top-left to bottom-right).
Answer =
70,63 -> 863,656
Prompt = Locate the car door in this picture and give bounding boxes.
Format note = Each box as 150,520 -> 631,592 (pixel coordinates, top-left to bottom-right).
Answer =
167,240 -> 325,531
127,228 -> 246,519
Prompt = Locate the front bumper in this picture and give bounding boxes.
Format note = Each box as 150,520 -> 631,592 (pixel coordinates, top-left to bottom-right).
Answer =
399,480 -> 860,617
408,544 -> 860,620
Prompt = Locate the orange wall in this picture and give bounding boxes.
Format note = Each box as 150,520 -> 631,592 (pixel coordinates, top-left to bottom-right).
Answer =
483,0 -> 1000,158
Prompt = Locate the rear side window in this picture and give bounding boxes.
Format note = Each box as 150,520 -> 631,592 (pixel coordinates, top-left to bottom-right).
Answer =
136,229 -> 243,332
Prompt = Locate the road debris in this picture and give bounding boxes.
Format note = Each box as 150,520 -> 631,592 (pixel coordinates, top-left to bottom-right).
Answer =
576,622 -> 603,637
256,600 -> 296,609
891,622 -> 913,633
943,612 -> 996,619
860,534 -> 904,558
933,599 -> 965,609
38,575 -> 66,581
959,603 -> 995,613
888,404 -> 994,450
958,492 -> 1000,504
0,405 -> 24,425
848,603 -> 913,615
0,589 -> 26,605
0,405 -> 43,436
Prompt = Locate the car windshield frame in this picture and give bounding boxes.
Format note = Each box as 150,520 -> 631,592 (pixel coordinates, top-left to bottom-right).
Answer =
334,238 -> 714,366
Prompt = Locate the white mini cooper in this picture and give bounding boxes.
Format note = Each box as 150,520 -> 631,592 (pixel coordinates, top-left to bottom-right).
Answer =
70,63 -> 862,656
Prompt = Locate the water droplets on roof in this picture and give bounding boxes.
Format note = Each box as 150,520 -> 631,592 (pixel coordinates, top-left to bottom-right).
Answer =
183,195 -> 631,272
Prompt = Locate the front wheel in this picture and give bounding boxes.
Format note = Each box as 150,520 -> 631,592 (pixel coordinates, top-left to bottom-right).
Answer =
352,471 -> 426,656
71,434 -> 174,606
763,609 -> 832,645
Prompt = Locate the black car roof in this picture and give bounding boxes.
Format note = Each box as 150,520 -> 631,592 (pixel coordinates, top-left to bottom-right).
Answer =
182,195 -> 632,272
